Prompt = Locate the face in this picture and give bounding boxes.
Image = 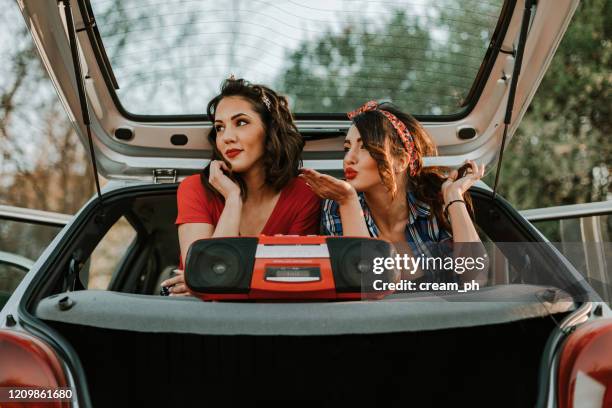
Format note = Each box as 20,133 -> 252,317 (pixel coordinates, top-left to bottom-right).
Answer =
213,96 -> 266,173
343,126 -> 384,192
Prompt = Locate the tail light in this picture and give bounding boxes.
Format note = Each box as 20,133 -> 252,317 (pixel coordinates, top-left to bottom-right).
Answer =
0,329 -> 70,408
558,318 -> 612,408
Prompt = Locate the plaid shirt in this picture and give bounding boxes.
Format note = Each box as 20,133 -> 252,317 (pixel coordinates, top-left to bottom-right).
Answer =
321,192 -> 456,283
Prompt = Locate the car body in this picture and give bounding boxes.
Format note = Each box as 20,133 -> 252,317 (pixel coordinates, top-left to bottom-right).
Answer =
0,251 -> 34,309
1,0 -> 610,407
0,205 -> 71,310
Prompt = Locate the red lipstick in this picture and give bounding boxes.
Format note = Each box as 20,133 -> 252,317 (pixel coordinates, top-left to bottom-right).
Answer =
226,149 -> 242,159
344,167 -> 358,180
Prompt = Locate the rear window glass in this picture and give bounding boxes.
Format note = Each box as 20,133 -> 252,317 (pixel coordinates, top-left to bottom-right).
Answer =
90,0 -> 505,116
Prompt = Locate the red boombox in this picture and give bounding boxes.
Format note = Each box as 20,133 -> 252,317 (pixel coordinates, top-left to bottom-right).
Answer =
184,235 -> 396,301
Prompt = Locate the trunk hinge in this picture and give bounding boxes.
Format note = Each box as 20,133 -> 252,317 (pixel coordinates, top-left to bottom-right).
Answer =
491,0 -> 536,200
59,0 -> 104,206
153,169 -> 178,184
64,251 -> 86,292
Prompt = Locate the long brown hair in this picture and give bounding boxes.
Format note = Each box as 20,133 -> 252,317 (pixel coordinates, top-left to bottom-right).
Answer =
202,77 -> 304,199
351,102 -> 473,231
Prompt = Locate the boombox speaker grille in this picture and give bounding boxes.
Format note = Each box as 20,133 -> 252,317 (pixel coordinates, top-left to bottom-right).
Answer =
326,237 -> 395,293
185,237 -> 258,293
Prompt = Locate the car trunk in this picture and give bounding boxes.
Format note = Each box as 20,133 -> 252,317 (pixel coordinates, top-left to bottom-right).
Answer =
34,278 -> 576,407
44,315 -> 563,406
20,182 -> 585,407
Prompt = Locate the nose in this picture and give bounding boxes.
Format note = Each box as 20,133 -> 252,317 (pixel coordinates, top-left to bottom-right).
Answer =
218,127 -> 237,145
344,146 -> 358,167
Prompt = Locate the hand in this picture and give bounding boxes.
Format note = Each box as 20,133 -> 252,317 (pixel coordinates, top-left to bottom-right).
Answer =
209,160 -> 241,200
160,269 -> 191,296
299,168 -> 357,205
441,160 -> 485,203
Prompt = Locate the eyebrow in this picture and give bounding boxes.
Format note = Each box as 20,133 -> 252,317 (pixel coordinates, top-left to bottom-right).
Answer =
214,112 -> 252,123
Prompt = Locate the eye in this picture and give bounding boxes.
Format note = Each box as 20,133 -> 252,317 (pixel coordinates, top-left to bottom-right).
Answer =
214,125 -> 224,132
236,119 -> 248,126
343,146 -> 350,152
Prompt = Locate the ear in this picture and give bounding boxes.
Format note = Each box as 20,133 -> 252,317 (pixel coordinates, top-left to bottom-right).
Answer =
393,154 -> 410,174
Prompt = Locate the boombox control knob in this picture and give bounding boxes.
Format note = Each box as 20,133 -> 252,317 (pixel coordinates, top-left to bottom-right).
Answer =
357,260 -> 370,273
212,263 -> 228,275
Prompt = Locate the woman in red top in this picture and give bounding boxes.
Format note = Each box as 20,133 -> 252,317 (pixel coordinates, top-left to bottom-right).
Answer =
162,77 -> 320,295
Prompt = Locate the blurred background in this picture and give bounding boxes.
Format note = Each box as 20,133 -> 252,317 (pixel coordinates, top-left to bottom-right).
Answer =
0,0 -> 609,293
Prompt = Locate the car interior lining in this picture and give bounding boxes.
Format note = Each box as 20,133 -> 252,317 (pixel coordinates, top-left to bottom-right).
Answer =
39,185 -> 593,293
29,184 -> 586,336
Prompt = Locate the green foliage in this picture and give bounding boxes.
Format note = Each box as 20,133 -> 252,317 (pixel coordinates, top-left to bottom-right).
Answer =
486,0 -> 611,208
278,1 -> 503,115
278,0 -> 610,209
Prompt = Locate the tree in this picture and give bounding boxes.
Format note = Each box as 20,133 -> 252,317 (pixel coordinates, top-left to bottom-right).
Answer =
277,0 -> 610,210
486,0 -> 611,208
0,5 -> 94,214
0,0 -> 161,214
278,0 -> 501,115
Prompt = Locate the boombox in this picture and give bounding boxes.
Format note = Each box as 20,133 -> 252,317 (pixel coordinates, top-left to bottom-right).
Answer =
184,235 -> 397,301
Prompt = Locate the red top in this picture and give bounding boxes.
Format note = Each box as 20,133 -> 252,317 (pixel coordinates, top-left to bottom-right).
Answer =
175,174 -> 321,268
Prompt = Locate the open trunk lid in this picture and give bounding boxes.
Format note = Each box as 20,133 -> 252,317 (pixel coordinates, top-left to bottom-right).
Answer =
17,0 -> 579,181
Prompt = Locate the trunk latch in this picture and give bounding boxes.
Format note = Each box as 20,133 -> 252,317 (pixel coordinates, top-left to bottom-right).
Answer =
153,169 -> 177,184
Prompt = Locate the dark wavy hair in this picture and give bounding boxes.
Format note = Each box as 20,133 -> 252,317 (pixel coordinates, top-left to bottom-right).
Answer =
201,78 -> 304,199
351,102 -> 473,231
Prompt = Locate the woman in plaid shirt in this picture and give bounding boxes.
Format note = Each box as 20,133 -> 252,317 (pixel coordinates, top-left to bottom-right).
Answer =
300,101 -> 486,284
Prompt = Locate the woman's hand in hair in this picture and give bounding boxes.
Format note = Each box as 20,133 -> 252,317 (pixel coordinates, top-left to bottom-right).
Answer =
299,168 -> 357,205
441,160 -> 485,203
209,160 -> 241,201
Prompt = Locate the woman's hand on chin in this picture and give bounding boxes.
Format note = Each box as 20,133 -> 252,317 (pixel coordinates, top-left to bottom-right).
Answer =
299,168 -> 358,205
209,160 -> 241,201
441,160 -> 485,203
